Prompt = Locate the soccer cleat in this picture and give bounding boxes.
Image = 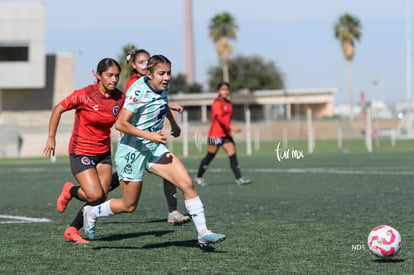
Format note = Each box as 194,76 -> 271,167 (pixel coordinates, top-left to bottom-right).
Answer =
198,230 -> 226,247
63,226 -> 89,244
194,177 -> 206,186
235,177 -> 252,185
167,210 -> 191,225
83,205 -> 97,240
56,182 -> 74,212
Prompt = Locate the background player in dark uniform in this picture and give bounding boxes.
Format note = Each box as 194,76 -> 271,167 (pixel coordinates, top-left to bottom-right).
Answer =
195,82 -> 252,186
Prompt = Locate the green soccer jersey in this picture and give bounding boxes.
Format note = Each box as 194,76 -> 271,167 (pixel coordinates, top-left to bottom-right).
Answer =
119,76 -> 168,151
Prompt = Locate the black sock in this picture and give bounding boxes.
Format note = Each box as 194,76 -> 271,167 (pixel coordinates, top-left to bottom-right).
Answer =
109,172 -> 119,192
229,153 -> 242,179
163,179 -> 177,213
69,205 -> 84,230
197,152 -> 216,178
69,186 -> 81,200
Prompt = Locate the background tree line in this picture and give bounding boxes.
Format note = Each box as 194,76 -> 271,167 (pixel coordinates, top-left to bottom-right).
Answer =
117,11 -> 360,100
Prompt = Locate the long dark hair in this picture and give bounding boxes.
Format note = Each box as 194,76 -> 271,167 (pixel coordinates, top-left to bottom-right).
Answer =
216,81 -> 230,91
96,58 -> 121,76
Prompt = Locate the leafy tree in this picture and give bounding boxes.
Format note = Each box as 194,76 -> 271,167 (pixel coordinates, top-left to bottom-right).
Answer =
334,13 -> 361,119
169,73 -> 204,94
207,55 -> 285,92
169,74 -> 187,94
209,12 -> 237,83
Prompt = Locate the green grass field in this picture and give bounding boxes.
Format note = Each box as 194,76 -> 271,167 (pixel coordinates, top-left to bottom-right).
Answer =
1,139 -> 414,274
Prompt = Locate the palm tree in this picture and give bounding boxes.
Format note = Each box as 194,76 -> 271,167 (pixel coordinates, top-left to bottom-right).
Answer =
209,12 -> 237,83
334,13 -> 361,120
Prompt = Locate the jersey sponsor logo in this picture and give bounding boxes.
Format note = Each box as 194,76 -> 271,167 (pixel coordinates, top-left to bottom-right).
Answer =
112,105 -> 120,116
93,105 -> 99,111
129,95 -> 138,103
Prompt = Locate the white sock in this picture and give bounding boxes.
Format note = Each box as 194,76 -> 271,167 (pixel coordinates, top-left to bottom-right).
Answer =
92,200 -> 113,218
185,196 -> 208,236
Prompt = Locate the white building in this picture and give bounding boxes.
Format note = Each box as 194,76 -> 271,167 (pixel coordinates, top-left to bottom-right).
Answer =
0,1 -> 74,157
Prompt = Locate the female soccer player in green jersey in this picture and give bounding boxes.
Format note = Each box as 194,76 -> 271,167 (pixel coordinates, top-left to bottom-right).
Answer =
83,55 -> 226,247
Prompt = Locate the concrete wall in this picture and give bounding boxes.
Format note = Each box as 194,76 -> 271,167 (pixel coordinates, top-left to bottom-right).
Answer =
0,1 -> 45,88
1,53 -> 75,111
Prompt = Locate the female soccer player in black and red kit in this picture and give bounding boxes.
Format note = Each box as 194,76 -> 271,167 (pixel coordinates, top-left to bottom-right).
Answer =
44,58 -> 125,243
45,53 -> 188,244
195,82 -> 252,186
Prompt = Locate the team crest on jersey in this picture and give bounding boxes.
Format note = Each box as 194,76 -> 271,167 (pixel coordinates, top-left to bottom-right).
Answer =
81,156 -> 91,165
112,105 -> 120,116
124,164 -> 132,174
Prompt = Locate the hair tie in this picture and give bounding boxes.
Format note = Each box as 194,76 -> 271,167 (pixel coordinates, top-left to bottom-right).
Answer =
126,47 -> 137,63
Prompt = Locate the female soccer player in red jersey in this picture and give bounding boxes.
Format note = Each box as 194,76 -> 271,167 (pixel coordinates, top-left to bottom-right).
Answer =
195,82 -> 252,186
43,58 -> 125,243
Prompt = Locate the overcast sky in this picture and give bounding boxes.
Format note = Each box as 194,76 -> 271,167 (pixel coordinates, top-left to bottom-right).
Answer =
17,0 -> 414,104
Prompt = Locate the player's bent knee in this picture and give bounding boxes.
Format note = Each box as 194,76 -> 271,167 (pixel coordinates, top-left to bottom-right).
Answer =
84,193 -> 107,205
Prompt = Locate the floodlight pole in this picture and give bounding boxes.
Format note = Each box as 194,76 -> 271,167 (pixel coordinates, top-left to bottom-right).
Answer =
406,0 -> 412,103
0,89 -> 3,124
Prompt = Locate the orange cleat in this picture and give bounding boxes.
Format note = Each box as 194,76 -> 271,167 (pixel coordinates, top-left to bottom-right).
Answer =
56,182 -> 74,213
63,226 -> 89,244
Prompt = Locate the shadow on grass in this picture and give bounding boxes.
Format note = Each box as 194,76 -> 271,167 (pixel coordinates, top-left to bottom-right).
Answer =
92,237 -> 227,253
97,230 -> 174,241
141,239 -> 226,253
373,258 -> 405,263
101,218 -> 192,225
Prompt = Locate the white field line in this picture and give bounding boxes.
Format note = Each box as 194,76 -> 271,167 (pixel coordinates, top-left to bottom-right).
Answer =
188,167 -> 414,176
0,215 -> 52,224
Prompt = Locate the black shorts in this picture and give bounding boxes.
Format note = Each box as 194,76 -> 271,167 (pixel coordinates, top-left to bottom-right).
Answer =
69,151 -> 112,176
208,136 -> 234,146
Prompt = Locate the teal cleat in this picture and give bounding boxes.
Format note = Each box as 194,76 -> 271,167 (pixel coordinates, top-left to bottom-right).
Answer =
198,230 -> 226,247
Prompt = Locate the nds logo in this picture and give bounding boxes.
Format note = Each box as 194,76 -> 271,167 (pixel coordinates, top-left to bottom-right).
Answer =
351,244 -> 367,251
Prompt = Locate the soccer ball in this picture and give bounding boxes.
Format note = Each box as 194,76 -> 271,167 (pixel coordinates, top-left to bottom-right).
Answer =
367,225 -> 402,258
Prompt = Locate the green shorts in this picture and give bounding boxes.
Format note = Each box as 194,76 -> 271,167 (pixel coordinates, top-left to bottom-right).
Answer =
115,143 -> 169,182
